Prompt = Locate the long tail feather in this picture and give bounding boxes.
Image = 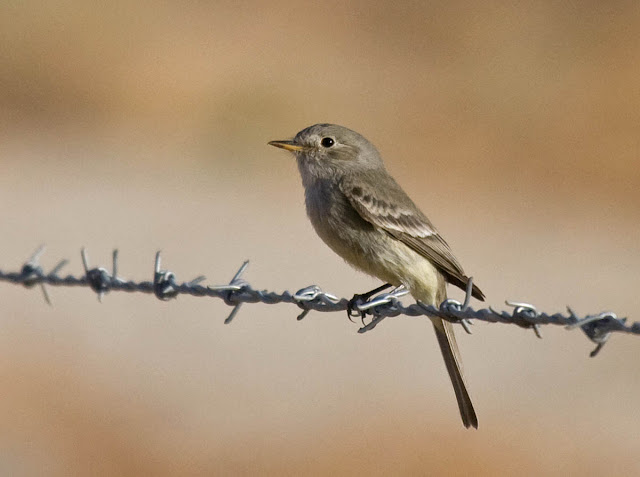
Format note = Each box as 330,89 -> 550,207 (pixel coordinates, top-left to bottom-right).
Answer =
431,317 -> 478,429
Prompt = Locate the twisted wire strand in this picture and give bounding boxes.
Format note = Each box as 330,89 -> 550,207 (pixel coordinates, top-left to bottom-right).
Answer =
1,246 -> 637,357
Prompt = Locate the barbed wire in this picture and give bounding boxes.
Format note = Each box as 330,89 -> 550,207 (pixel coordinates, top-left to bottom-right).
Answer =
1,246 -> 637,357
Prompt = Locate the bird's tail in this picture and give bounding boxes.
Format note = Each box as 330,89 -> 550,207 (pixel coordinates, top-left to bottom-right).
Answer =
431,317 -> 478,429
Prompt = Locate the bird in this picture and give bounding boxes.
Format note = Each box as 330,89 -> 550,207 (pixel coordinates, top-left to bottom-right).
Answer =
269,123 -> 484,428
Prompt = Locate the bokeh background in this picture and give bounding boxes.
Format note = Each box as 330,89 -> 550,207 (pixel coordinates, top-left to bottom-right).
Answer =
1,1 -> 639,475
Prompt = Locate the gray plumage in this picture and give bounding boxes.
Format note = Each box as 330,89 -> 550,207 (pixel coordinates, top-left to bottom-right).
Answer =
269,123 -> 484,429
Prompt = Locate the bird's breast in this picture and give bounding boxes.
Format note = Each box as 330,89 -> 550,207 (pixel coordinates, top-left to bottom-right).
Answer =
304,179 -> 366,239
303,179 -> 393,277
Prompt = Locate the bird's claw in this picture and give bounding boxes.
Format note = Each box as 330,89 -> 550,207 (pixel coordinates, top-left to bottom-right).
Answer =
346,283 -> 393,323
347,294 -> 369,322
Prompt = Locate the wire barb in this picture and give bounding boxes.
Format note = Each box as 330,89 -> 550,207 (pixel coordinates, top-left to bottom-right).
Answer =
439,277 -> 475,334
19,245 -> 52,305
81,247 -> 114,302
222,261 -> 250,324
0,247 -> 637,356
153,251 -> 179,301
565,309 -> 617,357
505,301 -> 543,338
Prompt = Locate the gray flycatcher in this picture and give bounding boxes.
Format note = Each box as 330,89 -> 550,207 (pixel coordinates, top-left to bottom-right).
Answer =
269,123 -> 484,429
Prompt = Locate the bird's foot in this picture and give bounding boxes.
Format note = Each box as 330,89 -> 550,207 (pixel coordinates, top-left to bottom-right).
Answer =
347,293 -> 371,323
347,283 -> 393,323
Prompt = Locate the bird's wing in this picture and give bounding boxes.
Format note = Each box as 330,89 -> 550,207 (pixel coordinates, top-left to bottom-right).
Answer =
340,174 -> 485,300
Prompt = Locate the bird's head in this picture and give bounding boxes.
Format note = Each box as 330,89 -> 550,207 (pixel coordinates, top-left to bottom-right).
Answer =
269,124 -> 384,177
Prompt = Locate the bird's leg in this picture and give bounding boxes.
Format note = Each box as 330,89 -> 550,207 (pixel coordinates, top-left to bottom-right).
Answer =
347,283 -> 393,320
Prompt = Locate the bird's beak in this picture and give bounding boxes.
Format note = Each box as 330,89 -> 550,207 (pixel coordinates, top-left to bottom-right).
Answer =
268,140 -> 304,152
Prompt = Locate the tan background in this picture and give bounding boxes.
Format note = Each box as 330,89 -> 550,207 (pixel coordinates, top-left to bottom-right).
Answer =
1,1 -> 639,475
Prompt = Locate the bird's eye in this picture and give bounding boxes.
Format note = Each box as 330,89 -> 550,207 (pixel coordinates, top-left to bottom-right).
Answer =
320,137 -> 335,148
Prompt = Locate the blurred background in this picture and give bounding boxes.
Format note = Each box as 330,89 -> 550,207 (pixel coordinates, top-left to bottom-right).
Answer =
1,1 -> 639,475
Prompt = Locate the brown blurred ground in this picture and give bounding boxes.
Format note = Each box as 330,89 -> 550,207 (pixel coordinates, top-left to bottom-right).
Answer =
1,1 -> 639,475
